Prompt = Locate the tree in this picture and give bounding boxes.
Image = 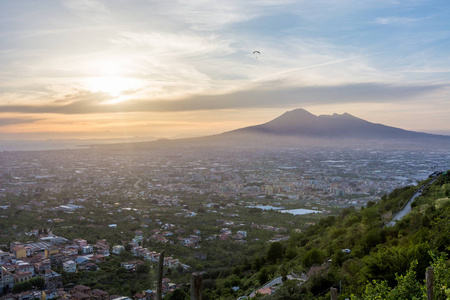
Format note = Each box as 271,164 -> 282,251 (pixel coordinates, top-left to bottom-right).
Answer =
137,264 -> 150,275
12,281 -> 32,293
30,276 -> 45,289
166,288 -> 187,300
258,267 -> 269,285
267,242 -> 285,263
302,248 -> 324,268
362,228 -> 382,252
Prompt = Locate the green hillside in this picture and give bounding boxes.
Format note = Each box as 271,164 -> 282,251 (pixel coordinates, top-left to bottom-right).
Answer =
200,171 -> 450,300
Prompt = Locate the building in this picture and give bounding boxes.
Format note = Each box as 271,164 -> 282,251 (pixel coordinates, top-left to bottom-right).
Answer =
17,262 -> 34,276
63,260 -> 76,273
12,246 -> 26,259
42,269 -> 63,290
73,239 -> 88,249
0,267 -> 14,294
112,245 -> 125,255
14,271 -> 32,283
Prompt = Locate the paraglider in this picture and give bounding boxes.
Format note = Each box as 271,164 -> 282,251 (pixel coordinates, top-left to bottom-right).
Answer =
253,51 -> 260,58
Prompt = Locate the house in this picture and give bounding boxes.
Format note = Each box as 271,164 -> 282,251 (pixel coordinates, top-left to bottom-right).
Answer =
12,246 -> 26,259
44,247 -> 60,259
120,262 -> 135,271
72,285 -> 91,295
12,290 -> 33,300
63,247 -> 79,256
24,247 -> 32,258
142,290 -> 155,299
0,267 -> 15,293
0,251 -> 14,262
163,257 -> 180,268
42,270 -> 63,290
73,239 -> 88,250
132,246 -> 143,257
84,263 -> 98,271
34,260 -> 52,274
112,245 -> 125,255
17,262 -> 34,275
90,254 -> 106,263
49,253 -> 67,267
193,252 -> 207,261
13,271 -> 32,283
3,265 -> 17,274
219,233 -> 230,241
81,245 -> 93,254
74,256 -> 90,266
250,287 -> 273,298
90,289 -> 108,299
63,260 -> 76,273
144,251 -> 158,262
71,292 -> 91,300
94,240 -> 110,256
236,231 -> 247,238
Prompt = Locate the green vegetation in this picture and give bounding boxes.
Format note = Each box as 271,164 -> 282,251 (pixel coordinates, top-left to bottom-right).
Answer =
2,172 -> 449,299
201,172 -> 450,299
12,277 -> 45,293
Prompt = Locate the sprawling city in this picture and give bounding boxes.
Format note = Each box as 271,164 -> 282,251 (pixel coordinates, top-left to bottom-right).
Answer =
2,0 -> 450,299
0,142 -> 449,299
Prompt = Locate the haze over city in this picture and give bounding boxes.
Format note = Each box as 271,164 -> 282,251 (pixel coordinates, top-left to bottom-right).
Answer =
1,0 -> 450,144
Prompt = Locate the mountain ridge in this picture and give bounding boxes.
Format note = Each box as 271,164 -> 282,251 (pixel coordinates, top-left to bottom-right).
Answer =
221,108 -> 447,140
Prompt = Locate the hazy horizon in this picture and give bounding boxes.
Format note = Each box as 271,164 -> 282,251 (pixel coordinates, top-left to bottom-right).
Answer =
1,1 -> 450,142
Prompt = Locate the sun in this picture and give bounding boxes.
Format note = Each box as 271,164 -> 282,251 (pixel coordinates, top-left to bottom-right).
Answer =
83,57 -> 145,97
85,76 -> 143,96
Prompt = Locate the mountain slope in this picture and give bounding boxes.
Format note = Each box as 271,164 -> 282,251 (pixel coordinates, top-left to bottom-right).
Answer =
223,108 -> 446,140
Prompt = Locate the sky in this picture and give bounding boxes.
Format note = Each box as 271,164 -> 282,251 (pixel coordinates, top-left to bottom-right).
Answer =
1,0 -> 450,142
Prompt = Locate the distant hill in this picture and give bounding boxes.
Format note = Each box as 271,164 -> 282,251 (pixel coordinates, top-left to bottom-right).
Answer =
97,108 -> 450,150
222,108 -> 447,140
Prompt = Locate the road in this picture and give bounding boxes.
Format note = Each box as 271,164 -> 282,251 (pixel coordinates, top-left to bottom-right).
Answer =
263,276 -> 283,288
385,176 -> 439,227
129,171 -> 142,189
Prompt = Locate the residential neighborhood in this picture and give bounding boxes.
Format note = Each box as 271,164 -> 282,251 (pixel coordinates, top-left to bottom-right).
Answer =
0,231 -> 187,300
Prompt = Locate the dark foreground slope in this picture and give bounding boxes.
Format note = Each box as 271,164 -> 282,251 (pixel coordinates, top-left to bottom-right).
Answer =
199,171 -> 450,300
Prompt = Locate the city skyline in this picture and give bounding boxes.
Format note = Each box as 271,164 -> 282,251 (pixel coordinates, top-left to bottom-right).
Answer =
1,0 -> 450,141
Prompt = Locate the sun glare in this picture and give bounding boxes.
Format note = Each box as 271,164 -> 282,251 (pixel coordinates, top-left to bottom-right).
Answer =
85,76 -> 144,97
82,57 -> 146,97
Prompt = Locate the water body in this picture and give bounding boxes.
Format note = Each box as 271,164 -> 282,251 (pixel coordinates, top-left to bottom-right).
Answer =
247,205 -> 284,210
280,208 -> 321,215
0,137 -> 156,152
0,140 -> 89,152
247,205 -> 321,215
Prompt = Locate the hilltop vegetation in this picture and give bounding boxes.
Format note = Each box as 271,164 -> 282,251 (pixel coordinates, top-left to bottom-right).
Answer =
201,172 -> 450,299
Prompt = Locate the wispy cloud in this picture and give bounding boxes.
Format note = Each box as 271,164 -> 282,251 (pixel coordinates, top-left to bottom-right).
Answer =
0,82 -> 444,114
373,16 -> 418,25
0,117 -> 44,127
1,0 -> 450,138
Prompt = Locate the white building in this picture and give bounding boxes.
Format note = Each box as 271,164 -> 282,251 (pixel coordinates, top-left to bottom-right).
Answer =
112,245 -> 125,255
63,260 -> 76,273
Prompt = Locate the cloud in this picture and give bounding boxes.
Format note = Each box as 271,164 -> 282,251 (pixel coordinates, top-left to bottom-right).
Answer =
64,0 -> 109,15
0,117 -> 45,126
0,82 -> 444,114
373,16 -> 418,25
